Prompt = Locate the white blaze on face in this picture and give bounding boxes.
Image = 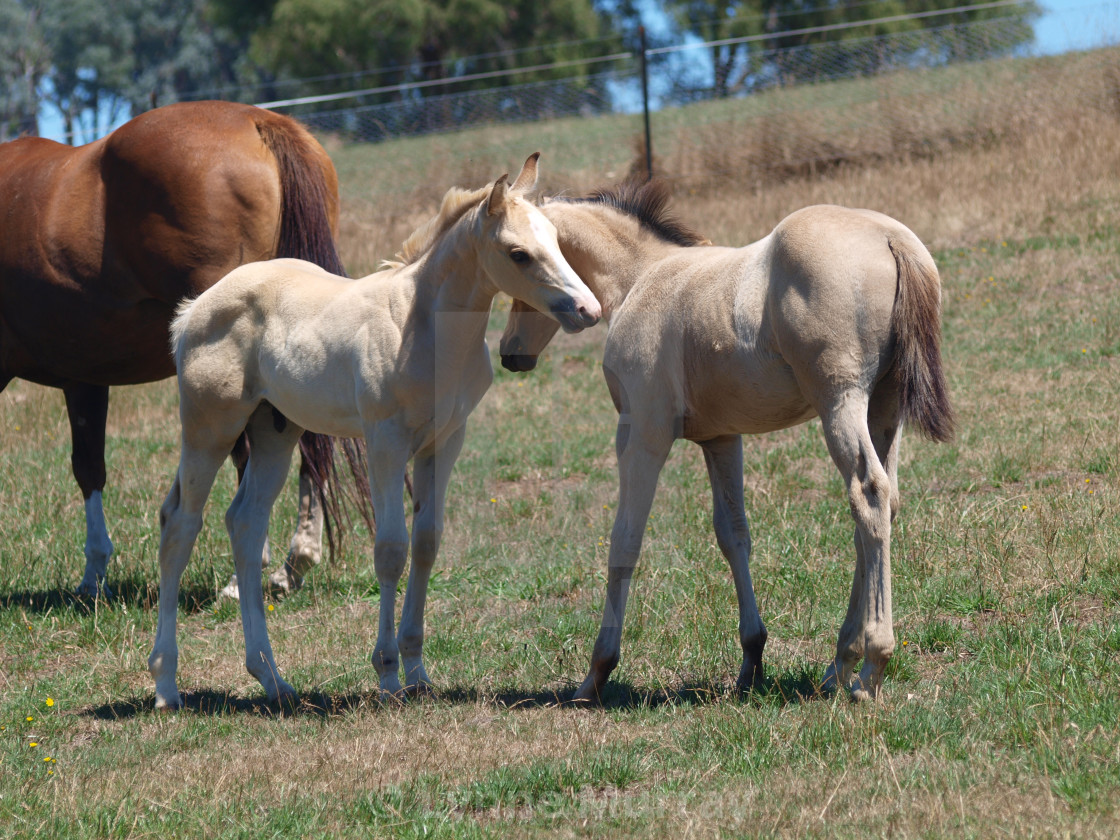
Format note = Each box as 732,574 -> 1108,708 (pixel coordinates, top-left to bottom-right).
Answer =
526,204 -> 587,296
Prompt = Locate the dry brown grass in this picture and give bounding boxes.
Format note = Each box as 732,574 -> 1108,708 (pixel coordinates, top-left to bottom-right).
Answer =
334,48 -> 1120,272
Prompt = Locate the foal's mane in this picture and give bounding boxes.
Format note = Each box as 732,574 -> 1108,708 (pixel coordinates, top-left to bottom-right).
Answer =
558,180 -> 708,247
389,184 -> 492,268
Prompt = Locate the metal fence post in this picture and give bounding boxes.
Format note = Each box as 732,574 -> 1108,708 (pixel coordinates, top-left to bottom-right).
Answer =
640,26 -> 653,182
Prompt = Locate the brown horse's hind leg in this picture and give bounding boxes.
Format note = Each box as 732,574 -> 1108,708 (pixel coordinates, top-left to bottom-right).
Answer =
819,391 -> 896,701
268,446 -> 324,596
699,435 -> 767,692
221,433 -> 325,600
64,384 -> 115,597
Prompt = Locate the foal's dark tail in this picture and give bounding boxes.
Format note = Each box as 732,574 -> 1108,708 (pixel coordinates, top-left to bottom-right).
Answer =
254,110 -> 375,552
888,236 -> 955,443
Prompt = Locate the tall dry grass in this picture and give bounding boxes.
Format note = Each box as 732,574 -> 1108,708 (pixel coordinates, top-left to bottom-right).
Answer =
334,47 -> 1120,271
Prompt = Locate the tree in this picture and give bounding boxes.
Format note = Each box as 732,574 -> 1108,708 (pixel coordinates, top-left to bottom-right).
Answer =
248,0 -> 427,86
0,0 -> 50,139
218,0 -> 608,101
661,0 -> 1042,99
37,0 -> 135,142
116,0 -> 245,110
0,0 -> 248,144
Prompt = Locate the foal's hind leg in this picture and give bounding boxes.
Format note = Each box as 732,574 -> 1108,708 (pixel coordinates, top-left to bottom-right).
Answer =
216,433 -> 265,601
64,384 -> 115,597
149,441 -> 231,709
700,435 -> 767,691
823,387 -> 902,697
819,391 -> 896,701
221,434 -> 325,599
226,406 -> 304,705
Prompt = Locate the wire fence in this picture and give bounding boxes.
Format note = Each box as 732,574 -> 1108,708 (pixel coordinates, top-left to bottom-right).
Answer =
259,2 -> 1120,189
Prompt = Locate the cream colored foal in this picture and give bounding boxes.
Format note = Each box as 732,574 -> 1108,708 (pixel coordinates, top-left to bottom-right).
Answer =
149,155 -> 600,708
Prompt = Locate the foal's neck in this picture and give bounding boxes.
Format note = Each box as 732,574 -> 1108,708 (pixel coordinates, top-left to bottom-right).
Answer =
549,205 -> 659,320
414,213 -> 497,322
408,215 -> 497,351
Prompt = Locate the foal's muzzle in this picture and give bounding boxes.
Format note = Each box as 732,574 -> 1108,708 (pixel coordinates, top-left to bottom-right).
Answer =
552,301 -> 600,334
499,337 -> 538,372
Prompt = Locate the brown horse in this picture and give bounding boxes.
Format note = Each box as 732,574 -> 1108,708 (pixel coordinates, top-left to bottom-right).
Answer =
0,100 -> 345,597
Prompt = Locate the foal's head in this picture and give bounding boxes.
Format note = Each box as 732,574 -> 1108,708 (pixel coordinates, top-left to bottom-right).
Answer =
476,154 -> 600,334
499,179 -> 708,372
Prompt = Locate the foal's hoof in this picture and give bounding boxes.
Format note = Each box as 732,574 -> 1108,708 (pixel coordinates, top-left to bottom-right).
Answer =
820,660 -> 853,696
848,670 -> 882,703
75,579 -> 113,600
378,688 -> 409,707
736,660 -> 765,693
403,680 -> 434,699
273,690 -> 300,712
154,691 -> 183,712
265,679 -> 300,711
569,678 -> 604,707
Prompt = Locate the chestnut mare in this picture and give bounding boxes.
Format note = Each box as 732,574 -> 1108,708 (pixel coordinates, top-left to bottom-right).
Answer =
499,182 -> 953,703
0,101 -> 345,597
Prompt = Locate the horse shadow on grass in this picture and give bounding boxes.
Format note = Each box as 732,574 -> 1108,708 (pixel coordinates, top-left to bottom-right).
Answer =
84,666 -> 829,722
0,578 -> 226,617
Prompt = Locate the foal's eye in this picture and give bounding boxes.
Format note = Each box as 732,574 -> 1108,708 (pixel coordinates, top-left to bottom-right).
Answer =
509,249 -> 531,264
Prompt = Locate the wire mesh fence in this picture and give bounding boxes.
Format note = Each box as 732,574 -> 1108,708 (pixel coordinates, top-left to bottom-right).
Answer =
269,4 -> 1120,192
296,69 -> 628,145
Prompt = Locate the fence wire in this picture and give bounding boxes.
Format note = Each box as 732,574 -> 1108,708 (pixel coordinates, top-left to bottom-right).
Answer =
273,5 -> 1119,188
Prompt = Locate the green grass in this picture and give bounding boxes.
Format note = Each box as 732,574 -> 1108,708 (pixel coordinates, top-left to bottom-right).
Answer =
4,50 -> 1120,840
3,222 -> 1119,834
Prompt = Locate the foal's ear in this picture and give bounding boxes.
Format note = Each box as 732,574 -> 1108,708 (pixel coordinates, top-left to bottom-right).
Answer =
511,152 -> 540,194
487,173 -> 510,216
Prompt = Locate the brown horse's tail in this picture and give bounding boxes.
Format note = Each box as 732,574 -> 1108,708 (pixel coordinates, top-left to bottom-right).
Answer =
255,111 -> 374,553
888,236 -> 955,443
255,113 -> 347,276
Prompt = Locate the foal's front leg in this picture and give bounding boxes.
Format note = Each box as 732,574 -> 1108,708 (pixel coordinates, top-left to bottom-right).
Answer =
575,416 -> 672,703
366,428 -> 413,698
398,426 -> 466,694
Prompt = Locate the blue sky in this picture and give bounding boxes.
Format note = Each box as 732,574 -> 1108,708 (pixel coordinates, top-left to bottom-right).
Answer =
1035,0 -> 1116,52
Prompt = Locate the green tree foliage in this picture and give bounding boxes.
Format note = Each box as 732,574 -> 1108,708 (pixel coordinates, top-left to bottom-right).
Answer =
0,0 -> 49,139
663,0 -> 1042,97
204,0 -> 612,134
39,0 -> 134,141
213,0 -> 607,99
0,0 -> 243,143
249,0 -> 427,83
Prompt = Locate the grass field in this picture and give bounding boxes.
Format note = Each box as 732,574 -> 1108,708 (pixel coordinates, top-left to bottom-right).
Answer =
2,49 -> 1120,838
